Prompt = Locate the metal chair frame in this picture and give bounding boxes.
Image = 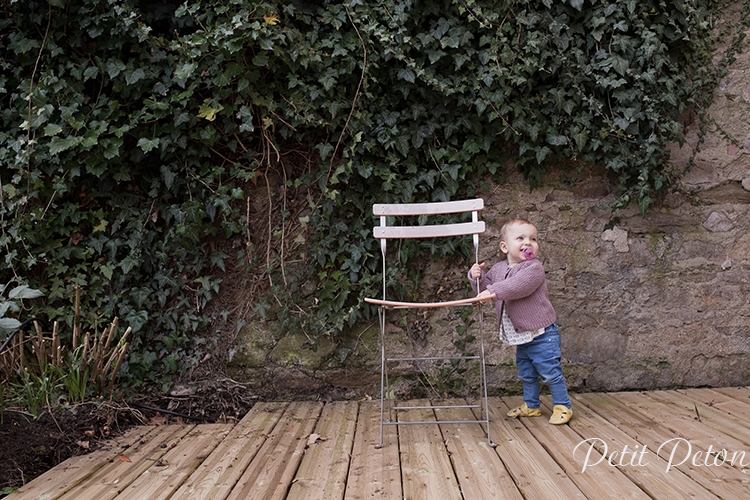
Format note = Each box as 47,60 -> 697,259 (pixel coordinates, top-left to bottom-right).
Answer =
364,198 -> 496,449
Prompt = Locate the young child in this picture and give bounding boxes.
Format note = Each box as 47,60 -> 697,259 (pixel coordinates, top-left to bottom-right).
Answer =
469,217 -> 572,424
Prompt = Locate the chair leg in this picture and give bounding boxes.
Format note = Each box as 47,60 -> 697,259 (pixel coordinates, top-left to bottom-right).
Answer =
377,306 -> 386,449
479,306 -> 496,448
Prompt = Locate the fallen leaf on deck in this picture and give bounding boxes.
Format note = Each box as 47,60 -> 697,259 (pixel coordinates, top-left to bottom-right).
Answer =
306,433 -> 328,446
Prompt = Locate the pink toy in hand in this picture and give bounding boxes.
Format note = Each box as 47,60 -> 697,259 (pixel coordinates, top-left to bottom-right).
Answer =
522,247 -> 535,260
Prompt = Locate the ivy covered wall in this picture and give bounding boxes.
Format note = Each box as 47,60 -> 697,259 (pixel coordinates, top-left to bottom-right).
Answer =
1,0 -> 731,391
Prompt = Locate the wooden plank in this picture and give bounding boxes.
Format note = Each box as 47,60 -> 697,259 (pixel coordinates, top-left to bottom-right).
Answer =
510,396 -> 649,500
6,425 -> 160,500
571,393 -> 718,499
344,400 -> 401,500
488,397 -> 586,500
397,399 -> 462,500
287,401 -> 358,500
372,199 -> 484,216
712,386 -> 750,403
54,425 -> 197,500
169,402 -> 288,500
225,401 -> 324,500
434,400 -> 524,500
708,386 -> 750,414
114,423 -> 233,500
574,392 -> 750,498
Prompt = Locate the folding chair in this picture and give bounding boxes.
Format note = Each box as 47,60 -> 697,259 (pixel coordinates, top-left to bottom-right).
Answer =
364,198 -> 496,448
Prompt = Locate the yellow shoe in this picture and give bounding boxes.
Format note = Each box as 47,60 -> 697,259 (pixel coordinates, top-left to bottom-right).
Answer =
506,403 -> 542,418
549,405 -> 573,425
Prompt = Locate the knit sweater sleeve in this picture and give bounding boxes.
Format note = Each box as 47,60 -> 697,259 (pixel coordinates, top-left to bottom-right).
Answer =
484,260 -> 545,300
469,260 -> 508,295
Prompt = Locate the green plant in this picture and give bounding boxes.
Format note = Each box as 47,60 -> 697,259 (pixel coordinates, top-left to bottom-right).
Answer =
54,349 -> 90,404
8,367 -> 63,420
1,306 -> 130,411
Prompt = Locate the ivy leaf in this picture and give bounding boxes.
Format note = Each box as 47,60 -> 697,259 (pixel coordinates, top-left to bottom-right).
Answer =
316,142 -> 334,161
611,55 -> 630,76
175,112 -> 190,126
397,68 -> 415,83
214,71 -> 232,87
92,219 -> 108,233
125,68 -> 146,85
173,62 -> 197,86
320,76 -> 336,90
573,132 -> 588,150
614,117 -> 632,130
237,106 -> 254,133
569,0 -> 584,10
161,166 -> 176,190
100,263 -> 114,280
83,66 -> 98,81
137,137 -> 160,153
546,134 -> 568,146
536,146 -> 551,164
123,309 -> 149,333
252,54 -> 269,67
444,163 -> 460,180
441,34 -> 460,49
198,101 -> 224,121
102,138 -> 122,159
43,123 -> 63,136
8,37 -> 40,54
264,12 -> 279,25
48,136 -> 79,154
106,59 -> 126,79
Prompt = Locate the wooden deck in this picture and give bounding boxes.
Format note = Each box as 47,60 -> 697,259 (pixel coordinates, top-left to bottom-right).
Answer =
8,387 -> 750,499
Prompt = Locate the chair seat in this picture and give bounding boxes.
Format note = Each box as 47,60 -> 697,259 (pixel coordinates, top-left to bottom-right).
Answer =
364,294 -> 495,309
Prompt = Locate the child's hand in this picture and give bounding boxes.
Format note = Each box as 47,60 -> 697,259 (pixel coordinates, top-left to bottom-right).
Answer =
469,262 -> 485,279
477,290 -> 493,299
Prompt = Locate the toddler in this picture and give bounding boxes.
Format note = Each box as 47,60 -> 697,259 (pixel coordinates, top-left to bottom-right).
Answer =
469,218 -> 572,424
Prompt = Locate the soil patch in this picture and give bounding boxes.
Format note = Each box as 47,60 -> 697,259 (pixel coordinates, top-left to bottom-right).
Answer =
0,402 -> 139,495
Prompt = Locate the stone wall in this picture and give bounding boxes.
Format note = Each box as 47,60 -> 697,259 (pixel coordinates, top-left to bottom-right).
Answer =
229,5 -> 750,397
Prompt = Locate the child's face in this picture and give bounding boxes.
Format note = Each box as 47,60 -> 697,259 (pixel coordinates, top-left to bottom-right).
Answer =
500,222 -> 539,267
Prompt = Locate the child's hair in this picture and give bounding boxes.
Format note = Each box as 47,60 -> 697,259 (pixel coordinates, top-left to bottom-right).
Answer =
499,217 -> 536,241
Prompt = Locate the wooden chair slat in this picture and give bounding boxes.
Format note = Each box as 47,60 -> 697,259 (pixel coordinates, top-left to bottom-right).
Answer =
372,198 -> 484,216
373,221 -> 485,239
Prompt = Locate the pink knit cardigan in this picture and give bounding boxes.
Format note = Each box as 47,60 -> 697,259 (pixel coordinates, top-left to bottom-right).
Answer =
469,259 -> 556,332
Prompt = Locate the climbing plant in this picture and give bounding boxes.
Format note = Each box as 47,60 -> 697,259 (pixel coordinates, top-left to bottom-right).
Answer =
0,0 -> 736,387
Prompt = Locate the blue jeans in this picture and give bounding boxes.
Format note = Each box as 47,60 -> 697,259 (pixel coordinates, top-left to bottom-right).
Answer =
515,323 -> 571,408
